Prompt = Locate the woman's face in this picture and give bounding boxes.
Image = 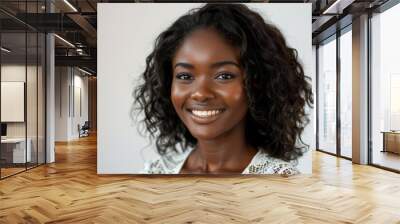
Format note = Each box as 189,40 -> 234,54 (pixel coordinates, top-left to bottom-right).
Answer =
171,28 -> 248,141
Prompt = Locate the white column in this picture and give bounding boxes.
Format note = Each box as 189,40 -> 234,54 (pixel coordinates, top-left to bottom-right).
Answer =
46,33 -> 55,163
55,67 -> 74,141
352,14 -> 369,164
45,0 -> 56,163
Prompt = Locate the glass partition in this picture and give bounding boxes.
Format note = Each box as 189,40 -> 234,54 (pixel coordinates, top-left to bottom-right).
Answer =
318,36 -> 337,154
0,1 -> 46,179
38,32 -> 45,165
27,31 -> 38,169
1,31 -> 28,177
339,28 -> 352,158
371,3 -> 400,171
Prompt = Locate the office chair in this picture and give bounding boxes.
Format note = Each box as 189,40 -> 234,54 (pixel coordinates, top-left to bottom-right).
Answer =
79,121 -> 90,138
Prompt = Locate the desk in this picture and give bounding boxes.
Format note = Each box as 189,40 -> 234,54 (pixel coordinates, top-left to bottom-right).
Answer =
1,138 -> 31,163
381,131 -> 400,154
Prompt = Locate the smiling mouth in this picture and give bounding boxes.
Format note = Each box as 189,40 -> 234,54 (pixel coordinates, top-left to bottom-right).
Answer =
187,109 -> 225,119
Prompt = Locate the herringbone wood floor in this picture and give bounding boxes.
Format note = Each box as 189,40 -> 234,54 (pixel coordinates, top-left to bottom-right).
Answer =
1,134 -> 400,224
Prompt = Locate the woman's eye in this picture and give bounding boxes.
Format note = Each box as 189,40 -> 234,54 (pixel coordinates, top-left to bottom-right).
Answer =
176,73 -> 193,80
216,73 -> 235,80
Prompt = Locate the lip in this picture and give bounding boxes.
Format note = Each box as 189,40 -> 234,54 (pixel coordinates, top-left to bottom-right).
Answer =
185,108 -> 225,124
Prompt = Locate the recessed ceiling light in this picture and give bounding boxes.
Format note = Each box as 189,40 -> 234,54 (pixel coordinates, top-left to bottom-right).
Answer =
63,0 -> 78,12
78,67 -> 93,76
1,47 -> 11,53
322,0 -> 354,15
54,34 -> 75,48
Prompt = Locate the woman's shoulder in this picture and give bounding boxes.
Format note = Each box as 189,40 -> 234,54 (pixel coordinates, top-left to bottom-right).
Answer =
141,149 -> 192,174
244,150 -> 300,175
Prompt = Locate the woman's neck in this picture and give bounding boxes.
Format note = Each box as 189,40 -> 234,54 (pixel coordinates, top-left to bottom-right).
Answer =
183,122 -> 257,173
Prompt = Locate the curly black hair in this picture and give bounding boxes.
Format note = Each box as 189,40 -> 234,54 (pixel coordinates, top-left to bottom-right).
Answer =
134,3 -> 313,162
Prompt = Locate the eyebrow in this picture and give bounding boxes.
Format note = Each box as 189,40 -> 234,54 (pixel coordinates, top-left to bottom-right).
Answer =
174,60 -> 241,69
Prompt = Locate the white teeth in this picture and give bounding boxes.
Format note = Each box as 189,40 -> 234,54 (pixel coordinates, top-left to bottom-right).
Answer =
191,110 -> 222,118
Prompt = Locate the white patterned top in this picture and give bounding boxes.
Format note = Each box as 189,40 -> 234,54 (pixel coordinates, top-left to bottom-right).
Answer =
142,148 -> 299,175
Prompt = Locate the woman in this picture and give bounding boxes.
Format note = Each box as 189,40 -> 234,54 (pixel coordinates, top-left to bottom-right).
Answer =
134,3 -> 313,175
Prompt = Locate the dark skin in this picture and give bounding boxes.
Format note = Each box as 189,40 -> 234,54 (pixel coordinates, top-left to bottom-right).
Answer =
171,28 -> 257,174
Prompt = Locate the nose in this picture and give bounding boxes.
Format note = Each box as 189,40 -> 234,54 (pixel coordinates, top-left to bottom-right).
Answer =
190,77 -> 215,102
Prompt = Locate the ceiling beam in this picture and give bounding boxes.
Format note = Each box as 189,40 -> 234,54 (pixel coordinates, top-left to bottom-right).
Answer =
67,13 -> 97,39
55,55 -> 96,70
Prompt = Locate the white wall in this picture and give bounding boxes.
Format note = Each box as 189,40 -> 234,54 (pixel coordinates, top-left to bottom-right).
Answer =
98,3 -> 314,174
55,67 -> 89,141
1,64 -> 25,124
1,65 -> 39,138
1,82 -> 24,122
1,63 -> 46,163
55,67 -> 69,141
72,72 -> 89,138
312,45 -> 317,150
